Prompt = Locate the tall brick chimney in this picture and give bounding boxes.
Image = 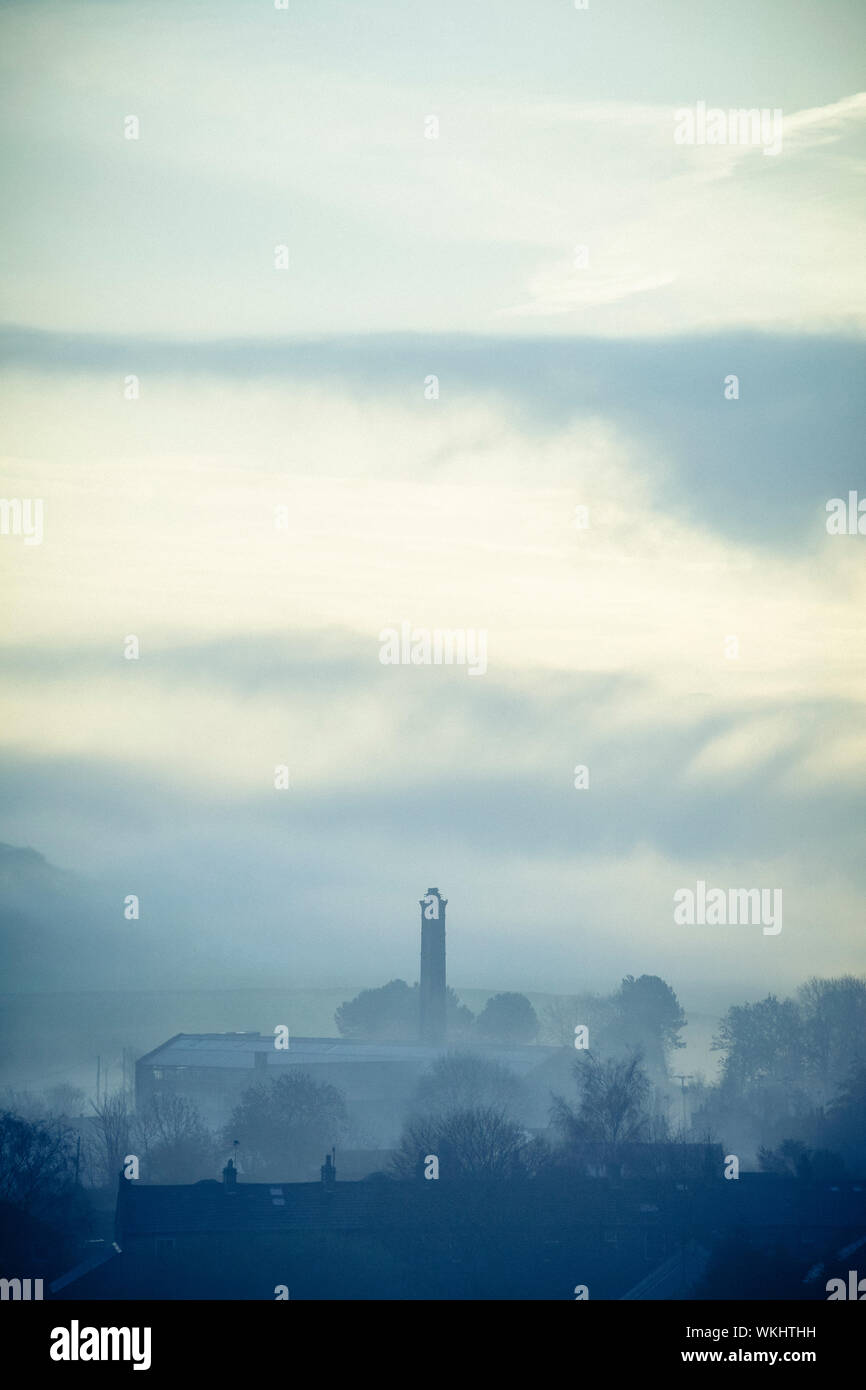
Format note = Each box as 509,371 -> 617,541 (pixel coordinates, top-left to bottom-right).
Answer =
419,887 -> 447,1045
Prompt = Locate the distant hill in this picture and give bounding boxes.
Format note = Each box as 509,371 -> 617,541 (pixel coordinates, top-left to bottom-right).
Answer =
0,842 -> 152,993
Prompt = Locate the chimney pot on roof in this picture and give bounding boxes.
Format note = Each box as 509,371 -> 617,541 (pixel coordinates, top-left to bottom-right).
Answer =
320,1150 -> 336,1186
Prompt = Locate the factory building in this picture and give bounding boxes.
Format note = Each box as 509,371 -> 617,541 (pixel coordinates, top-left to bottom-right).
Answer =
136,887 -> 557,1147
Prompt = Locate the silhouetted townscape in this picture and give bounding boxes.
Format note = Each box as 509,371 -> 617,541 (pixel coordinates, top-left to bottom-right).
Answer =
2,882 -> 864,1300
2,1 -> 864,1371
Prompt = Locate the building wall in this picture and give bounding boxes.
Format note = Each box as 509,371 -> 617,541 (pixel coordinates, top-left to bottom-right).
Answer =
136,1054 -> 436,1145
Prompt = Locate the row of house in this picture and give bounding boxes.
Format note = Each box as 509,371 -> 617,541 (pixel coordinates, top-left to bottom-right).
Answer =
48,1165 -> 866,1301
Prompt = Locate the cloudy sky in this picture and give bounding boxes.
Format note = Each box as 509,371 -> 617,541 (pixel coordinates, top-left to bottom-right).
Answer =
1,0 -> 864,1006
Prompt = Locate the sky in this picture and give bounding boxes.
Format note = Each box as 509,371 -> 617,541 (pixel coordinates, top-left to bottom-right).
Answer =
0,0 -> 864,1008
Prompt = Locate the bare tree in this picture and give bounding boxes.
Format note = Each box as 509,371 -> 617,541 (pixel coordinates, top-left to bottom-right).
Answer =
135,1093 -> 217,1183
392,1106 -> 532,1180
88,1090 -> 133,1188
413,1052 -> 528,1122
0,1109 -> 78,1217
552,1050 -> 652,1148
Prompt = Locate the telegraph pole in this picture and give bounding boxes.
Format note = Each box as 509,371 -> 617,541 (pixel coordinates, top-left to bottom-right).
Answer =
673,1074 -> 693,1137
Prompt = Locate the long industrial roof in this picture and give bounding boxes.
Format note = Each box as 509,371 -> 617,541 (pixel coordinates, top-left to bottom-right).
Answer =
138,1033 -> 558,1073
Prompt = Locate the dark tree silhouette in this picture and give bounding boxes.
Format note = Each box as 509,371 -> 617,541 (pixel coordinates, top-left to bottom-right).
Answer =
798,976 -> 866,1102
614,974 -> 686,1072
824,1064 -> 866,1171
712,994 -> 804,1093
412,1051 -> 528,1121
334,979 -> 474,1040
224,1072 -> 347,1181
475,992 -> 539,1044
0,1109 -> 92,1278
0,1109 -> 78,1215
392,1106 -> 533,1180
758,1138 -> 846,1183
335,979 -> 417,1040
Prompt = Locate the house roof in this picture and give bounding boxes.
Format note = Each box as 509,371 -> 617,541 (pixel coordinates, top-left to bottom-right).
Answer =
620,1242 -> 710,1300
118,1178 -> 442,1235
49,1245 -> 121,1294
116,1172 -> 686,1239
116,1171 -> 866,1241
691,1173 -> 866,1229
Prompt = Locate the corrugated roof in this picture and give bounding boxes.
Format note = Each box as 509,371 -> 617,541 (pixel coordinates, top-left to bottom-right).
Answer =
138,1034 -> 557,1073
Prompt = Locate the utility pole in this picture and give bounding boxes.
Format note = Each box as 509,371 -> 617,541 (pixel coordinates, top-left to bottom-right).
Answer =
671,1073 -> 695,1294
96,1056 -> 101,1106
123,1046 -> 136,1100
673,1074 -> 693,1137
